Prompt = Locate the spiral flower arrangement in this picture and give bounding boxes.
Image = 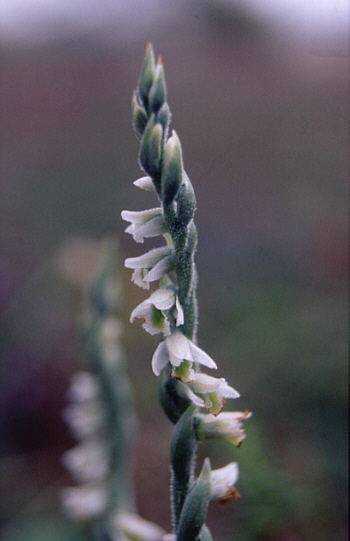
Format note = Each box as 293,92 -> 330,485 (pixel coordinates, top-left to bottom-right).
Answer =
122,45 -> 251,541
61,242 -> 167,541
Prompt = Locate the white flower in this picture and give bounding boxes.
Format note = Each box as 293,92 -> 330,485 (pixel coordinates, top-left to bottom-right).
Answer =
133,175 -> 155,191
152,332 -> 217,376
121,207 -> 167,243
114,511 -> 166,541
61,439 -> 108,482
125,246 -> 173,290
210,462 -> 241,502
195,410 -> 252,446
62,401 -> 104,439
66,371 -> 100,403
177,372 -> 240,415
61,485 -> 107,519
130,288 -> 184,336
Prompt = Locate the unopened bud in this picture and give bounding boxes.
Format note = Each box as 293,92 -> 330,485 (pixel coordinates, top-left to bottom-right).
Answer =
161,131 -> 183,205
132,92 -> 148,139
149,59 -> 167,114
139,43 -> 156,108
176,173 -> 196,228
139,116 -> 163,179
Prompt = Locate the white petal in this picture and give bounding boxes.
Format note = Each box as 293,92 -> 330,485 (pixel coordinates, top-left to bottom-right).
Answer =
149,288 -> 175,310
175,297 -> 184,326
218,411 -> 252,422
166,332 -> 192,366
210,462 -> 239,499
188,373 -> 223,394
144,254 -> 172,282
188,342 -> 217,370
130,299 -> 150,323
130,215 -> 168,243
133,176 -> 155,191
177,381 -> 206,407
152,341 -> 169,375
133,216 -> 168,242
131,268 -> 150,289
121,207 -> 162,224
218,380 -> 240,399
125,246 -> 172,269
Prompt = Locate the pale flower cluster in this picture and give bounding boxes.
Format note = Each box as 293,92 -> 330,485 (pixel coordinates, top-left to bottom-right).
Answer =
61,371 -> 110,520
122,176 -> 242,417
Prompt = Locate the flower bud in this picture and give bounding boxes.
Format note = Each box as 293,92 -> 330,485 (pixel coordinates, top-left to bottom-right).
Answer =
139,43 -> 156,109
149,59 -> 167,114
139,116 -> 163,179
177,173 -> 196,228
161,131 -> 183,205
132,91 -> 148,139
157,102 -> 171,133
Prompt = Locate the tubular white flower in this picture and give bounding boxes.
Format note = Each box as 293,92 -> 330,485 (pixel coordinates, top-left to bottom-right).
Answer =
61,439 -> 109,483
210,462 -> 241,502
125,246 -> 173,290
176,372 -> 240,415
62,401 -> 104,439
66,371 -> 100,403
60,485 -> 107,519
188,373 -> 239,397
130,288 -> 183,336
121,207 -> 168,243
195,410 -> 252,446
133,175 -> 155,191
151,332 -> 217,375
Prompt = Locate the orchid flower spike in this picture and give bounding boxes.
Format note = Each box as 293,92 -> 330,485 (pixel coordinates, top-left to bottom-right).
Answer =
122,44 -> 252,540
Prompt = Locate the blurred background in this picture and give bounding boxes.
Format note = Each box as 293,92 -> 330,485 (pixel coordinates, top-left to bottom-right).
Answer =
0,1 -> 348,540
